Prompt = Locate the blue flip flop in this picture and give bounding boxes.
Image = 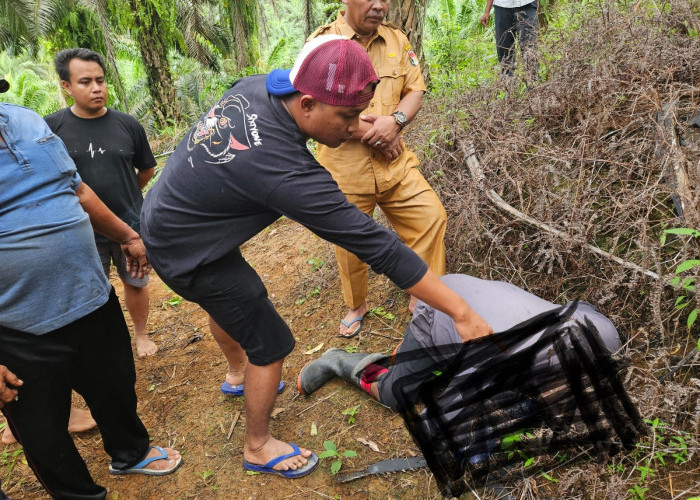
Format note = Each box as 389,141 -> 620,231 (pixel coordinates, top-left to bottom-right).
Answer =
109,446 -> 182,476
242,443 -> 319,478
221,380 -> 285,396
339,315 -> 364,338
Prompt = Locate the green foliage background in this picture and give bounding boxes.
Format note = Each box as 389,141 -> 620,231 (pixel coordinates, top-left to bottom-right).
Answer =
0,0 -> 534,134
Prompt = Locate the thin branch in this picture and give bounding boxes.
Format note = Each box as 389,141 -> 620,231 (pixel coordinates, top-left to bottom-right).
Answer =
461,143 -> 660,280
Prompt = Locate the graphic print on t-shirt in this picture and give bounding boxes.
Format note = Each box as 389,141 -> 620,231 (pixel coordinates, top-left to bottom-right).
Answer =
87,142 -> 106,158
187,94 -> 261,164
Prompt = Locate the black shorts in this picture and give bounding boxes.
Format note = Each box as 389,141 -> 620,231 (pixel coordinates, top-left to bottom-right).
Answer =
165,248 -> 295,366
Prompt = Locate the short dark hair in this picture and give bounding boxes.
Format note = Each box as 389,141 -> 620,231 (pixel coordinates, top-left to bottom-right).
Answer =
54,48 -> 106,82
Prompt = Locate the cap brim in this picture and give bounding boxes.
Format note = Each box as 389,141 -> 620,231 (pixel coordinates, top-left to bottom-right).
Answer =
266,69 -> 296,96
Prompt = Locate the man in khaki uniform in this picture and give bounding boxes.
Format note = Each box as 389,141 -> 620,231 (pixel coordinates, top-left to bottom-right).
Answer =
310,0 -> 447,337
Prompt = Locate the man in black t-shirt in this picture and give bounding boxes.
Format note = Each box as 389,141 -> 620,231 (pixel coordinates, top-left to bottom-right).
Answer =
45,48 -> 158,358
142,35 -> 492,478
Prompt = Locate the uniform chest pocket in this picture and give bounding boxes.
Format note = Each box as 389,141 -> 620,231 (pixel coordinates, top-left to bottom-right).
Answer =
36,134 -> 75,175
377,64 -> 407,108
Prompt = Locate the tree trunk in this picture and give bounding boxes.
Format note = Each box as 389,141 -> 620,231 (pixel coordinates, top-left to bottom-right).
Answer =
227,0 -> 260,69
538,0 -> 554,28
304,0 -> 313,38
127,0 -> 180,127
387,0 -> 427,61
387,0 -> 429,81
89,0 -> 129,110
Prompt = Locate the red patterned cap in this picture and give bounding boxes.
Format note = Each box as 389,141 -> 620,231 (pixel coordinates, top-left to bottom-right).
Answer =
267,35 -> 378,107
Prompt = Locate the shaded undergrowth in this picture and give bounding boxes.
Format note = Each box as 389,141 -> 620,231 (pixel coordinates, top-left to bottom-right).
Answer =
408,0 -> 700,497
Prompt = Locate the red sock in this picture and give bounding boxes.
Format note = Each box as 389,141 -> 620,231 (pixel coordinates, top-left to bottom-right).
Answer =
359,363 -> 388,394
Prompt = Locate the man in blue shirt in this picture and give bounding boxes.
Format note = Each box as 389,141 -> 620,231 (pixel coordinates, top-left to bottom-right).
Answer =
0,79 -> 181,499
0,364 -> 21,500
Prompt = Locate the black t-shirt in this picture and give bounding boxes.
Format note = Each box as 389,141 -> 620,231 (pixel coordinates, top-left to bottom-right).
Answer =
141,74 -> 428,289
44,108 -> 156,242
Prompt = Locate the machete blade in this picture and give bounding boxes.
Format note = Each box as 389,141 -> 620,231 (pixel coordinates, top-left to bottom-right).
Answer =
336,456 -> 428,483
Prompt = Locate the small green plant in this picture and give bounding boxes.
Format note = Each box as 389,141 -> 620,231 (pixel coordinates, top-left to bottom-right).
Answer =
661,228 -> 699,331
341,405 -> 360,424
669,434 -> 689,464
318,440 -> 357,474
307,256 -> 325,271
162,295 -> 182,308
624,418 -> 692,500
161,285 -> 183,309
607,461 -> 624,474
1,447 -> 25,489
369,306 -> 395,320
195,469 -> 218,489
295,286 -> 321,305
344,345 -> 358,353
195,469 -> 215,482
629,482 -> 649,500
540,472 -> 559,483
500,429 -> 535,466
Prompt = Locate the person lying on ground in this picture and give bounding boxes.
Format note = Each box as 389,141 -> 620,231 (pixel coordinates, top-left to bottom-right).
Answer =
0,87 -> 181,500
298,274 -> 624,455
140,36 -> 492,479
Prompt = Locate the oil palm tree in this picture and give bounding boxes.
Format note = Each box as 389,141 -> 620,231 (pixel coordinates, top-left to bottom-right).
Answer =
0,0 -> 60,53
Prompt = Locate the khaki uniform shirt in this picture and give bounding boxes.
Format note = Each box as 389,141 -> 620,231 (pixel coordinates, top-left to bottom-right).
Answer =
310,13 -> 427,194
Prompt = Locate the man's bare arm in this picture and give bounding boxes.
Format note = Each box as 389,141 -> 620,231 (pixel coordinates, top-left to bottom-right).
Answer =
74,183 -> 151,278
481,0 -> 495,26
406,270 -> 493,342
137,167 -> 155,190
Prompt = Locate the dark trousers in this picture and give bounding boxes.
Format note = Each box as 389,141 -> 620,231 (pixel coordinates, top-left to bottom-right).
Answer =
494,1 -> 539,77
0,290 -> 150,500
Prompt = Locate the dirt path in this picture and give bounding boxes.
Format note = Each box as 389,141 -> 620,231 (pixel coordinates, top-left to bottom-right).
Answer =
2,218 -> 440,499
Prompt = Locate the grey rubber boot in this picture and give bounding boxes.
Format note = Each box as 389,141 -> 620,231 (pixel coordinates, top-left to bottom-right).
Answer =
297,348 -> 388,396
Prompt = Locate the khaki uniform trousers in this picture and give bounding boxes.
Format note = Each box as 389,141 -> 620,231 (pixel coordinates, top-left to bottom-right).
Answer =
335,167 -> 447,309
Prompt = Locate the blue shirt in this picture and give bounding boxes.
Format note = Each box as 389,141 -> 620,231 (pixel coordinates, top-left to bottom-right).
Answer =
0,104 -> 110,334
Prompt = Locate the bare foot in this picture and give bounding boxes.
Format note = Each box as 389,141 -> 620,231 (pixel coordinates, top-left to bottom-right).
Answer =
244,437 -> 311,471
2,407 -> 96,444
67,408 -> 96,433
135,334 -> 158,357
225,365 -> 245,387
1,424 -> 15,444
339,302 -> 368,337
142,447 -> 181,472
409,295 -> 418,314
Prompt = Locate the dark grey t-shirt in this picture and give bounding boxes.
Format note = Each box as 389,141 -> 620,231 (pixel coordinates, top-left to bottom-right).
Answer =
45,108 -> 156,242
141,75 -> 428,288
